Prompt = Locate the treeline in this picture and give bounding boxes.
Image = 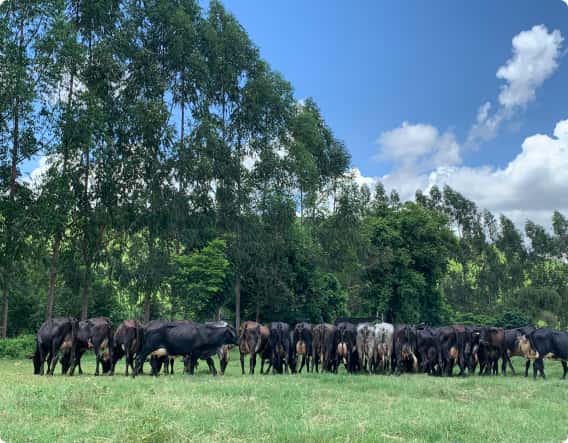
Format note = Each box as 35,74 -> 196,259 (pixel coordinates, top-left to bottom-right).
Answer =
1,0 -> 567,338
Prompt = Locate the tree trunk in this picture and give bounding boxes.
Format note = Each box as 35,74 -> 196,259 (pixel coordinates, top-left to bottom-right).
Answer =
1,20 -> 24,339
45,235 -> 61,320
1,287 -> 8,338
235,275 -> 241,331
80,262 -> 91,320
143,293 -> 152,323
255,300 -> 260,323
300,188 -> 304,224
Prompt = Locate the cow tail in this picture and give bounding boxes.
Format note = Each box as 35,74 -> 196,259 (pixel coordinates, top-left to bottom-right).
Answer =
527,331 -> 538,359
69,319 -> 78,374
135,323 -> 140,354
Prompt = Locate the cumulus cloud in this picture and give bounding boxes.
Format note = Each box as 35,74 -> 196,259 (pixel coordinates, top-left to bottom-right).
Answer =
467,25 -> 563,146
376,122 -> 460,171
362,119 -> 568,229
497,25 -> 563,108
562,0 -> 568,8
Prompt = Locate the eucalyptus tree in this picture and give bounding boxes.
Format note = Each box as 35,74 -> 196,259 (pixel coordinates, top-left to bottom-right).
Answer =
287,98 -> 350,222
195,1 -> 294,329
0,0 -> 59,336
118,0 -> 184,321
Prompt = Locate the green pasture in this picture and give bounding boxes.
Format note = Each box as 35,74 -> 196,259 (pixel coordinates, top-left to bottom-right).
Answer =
0,354 -> 566,443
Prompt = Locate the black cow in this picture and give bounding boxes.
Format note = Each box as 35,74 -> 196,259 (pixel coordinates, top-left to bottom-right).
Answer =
133,322 -> 238,377
502,326 -> 536,376
111,320 -> 141,376
144,320 -> 195,375
183,321 -> 234,375
477,327 -> 506,376
67,317 -> 114,376
529,328 -> 568,380
268,322 -> 291,374
312,323 -> 337,373
465,326 -> 483,374
32,317 -> 77,376
238,321 -> 270,375
392,325 -> 418,375
336,322 -> 358,373
416,327 -> 440,376
435,326 -> 461,376
292,322 -> 313,373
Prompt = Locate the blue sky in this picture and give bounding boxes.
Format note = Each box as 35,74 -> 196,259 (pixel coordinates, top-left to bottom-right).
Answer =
219,0 -> 568,227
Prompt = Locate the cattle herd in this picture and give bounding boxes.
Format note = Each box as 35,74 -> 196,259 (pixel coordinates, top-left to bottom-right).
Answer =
30,317 -> 568,380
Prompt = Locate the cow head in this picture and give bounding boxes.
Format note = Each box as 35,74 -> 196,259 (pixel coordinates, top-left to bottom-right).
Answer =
223,325 -> 239,346
30,347 -> 42,375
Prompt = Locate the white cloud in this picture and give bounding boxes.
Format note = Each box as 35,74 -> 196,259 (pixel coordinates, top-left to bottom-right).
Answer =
362,119 -> 568,229
497,25 -> 563,109
376,122 -> 460,171
467,25 -> 563,146
562,0 -> 568,8
351,167 -> 377,189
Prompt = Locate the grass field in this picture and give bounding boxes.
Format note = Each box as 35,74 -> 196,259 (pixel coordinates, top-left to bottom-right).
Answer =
0,354 -> 567,443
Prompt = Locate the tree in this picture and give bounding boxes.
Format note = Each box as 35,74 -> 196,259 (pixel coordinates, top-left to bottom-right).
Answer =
169,238 -> 230,320
0,0 -> 58,336
363,202 -> 455,324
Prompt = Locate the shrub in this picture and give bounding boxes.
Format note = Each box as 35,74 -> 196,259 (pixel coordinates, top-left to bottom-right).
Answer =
0,335 -> 36,359
494,309 -> 533,329
452,311 -> 496,326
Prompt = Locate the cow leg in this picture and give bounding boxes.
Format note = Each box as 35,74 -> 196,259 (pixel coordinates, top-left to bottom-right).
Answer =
447,359 -> 454,377
49,338 -> 64,376
170,358 -> 174,375
205,357 -> 218,375
298,355 -> 306,374
538,359 -> 545,379
94,345 -> 101,376
506,355 -> 516,376
46,351 -> 53,376
458,351 -> 466,377
240,352 -> 246,375
250,352 -> 256,375
561,361 -> 567,380
133,348 -> 152,377
124,350 -> 130,376
107,344 -> 114,376
38,345 -> 46,376
524,359 -> 530,377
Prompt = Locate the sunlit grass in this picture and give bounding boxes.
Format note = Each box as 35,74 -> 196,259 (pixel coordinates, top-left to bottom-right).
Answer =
0,353 -> 567,442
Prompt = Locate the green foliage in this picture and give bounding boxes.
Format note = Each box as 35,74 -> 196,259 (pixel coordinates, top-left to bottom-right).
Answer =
169,239 -> 230,321
1,0 -> 567,336
0,334 -> 35,358
452,311 -> 497,326
364,202 -> 455,324
493,310 -> 533,329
